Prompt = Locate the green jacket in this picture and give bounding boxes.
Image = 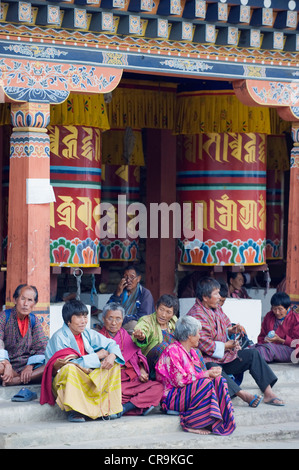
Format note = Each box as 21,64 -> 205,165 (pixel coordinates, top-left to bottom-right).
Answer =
132,312 -> 178,356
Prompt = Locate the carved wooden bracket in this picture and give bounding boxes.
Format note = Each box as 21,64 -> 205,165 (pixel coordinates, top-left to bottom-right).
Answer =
233,79 -> 299,122
0,56 -> 123,104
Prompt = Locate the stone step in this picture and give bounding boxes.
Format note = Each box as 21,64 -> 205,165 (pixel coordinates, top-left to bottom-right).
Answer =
0,362 -> 297,426
32,422 -> 299,449
0,384 -> 41,401
241,362 -> 299,387
0,363 -> 298,449
1,391 -> 299,449
1,411 -> 299,449
0,381 -> 297,426
0,398 -> 65,424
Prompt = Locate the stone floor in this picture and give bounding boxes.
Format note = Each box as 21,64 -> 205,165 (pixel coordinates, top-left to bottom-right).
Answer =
0,363 -> 298,449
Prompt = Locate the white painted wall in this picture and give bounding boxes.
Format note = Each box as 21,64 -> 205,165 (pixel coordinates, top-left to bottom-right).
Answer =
54,290 -> 270,343
179,297 -> 262,344
247,288 -> 276,320
80,293 -> 111,311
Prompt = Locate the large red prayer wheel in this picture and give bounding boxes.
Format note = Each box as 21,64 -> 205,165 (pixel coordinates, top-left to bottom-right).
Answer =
0,125 -> 11,265
177,132 -> 267,266
265,135 -> 288,261
100,128 -> 143,261
266,170 -> 284,260
49,125 -> 101,267
100,164 -> 140,261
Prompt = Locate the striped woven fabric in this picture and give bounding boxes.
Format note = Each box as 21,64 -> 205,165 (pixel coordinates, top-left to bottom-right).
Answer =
156,342 -> 236,436
163,372 -> 236,436
254,343 -> 294,363
146,330 -> 176,377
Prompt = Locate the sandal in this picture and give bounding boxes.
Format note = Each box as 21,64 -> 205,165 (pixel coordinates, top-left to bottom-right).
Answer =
143,405 -> 155,416
248,394 -> 263,408
67,411 -> 86,422
11,387 -> 37,402
264,397 -> 285,406
109,412 -> 122,419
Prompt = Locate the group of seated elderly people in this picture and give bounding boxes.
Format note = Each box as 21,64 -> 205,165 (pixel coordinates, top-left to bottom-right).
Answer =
1,270 -> 299,436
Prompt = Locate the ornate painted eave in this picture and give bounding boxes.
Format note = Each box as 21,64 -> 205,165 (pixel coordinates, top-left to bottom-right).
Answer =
2,1 -> 299,48
0,20 -> 298,82
1,1 -> 299,72
0,1 -> 298,107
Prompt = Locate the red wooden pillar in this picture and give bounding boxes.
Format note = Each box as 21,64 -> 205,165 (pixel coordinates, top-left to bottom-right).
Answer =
286,123 -> 299,304
6,102 -> 51,334
145,129 -> 177,304
0,127 -> 5,306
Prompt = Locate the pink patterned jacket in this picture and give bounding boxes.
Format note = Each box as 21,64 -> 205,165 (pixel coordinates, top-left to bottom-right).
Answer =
155,341 -> 208,399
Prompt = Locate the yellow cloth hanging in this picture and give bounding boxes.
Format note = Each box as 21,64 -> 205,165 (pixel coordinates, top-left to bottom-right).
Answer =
50,93 -> 110,130
0,85 -> 292,137
175,89 -> 272,135
105,79 -> 177,130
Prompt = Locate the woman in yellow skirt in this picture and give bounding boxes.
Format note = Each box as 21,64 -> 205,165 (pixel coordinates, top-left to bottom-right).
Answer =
41,299 -> 125,422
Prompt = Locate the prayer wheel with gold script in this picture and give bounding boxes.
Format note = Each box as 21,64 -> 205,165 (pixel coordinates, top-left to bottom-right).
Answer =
266,170 -> 284,260
265,135 -> 289,261
100,128 -> 144,261
49,125 -> 101,267
177,132 -> 267,266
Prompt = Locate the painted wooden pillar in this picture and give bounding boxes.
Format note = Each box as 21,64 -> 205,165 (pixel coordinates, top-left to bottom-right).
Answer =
6,102 -> 51,334
0,126 -> 5,306
145,129 -> 177,303
286,123 -> 299,304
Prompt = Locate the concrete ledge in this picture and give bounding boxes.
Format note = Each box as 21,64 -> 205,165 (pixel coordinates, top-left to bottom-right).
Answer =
0,363 -> 298,449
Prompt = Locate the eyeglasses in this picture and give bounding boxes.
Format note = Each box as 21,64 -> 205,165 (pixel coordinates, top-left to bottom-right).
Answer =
106,317 -> 123,323
124,276 -> 138,281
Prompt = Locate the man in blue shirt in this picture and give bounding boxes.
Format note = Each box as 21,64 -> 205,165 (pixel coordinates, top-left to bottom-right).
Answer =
108,266 -> 155,334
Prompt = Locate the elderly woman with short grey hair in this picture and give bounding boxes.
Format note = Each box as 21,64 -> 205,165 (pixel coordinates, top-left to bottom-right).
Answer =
174,315 -> 201,342
156,316 -> 236,436
99,302 -> 163,416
